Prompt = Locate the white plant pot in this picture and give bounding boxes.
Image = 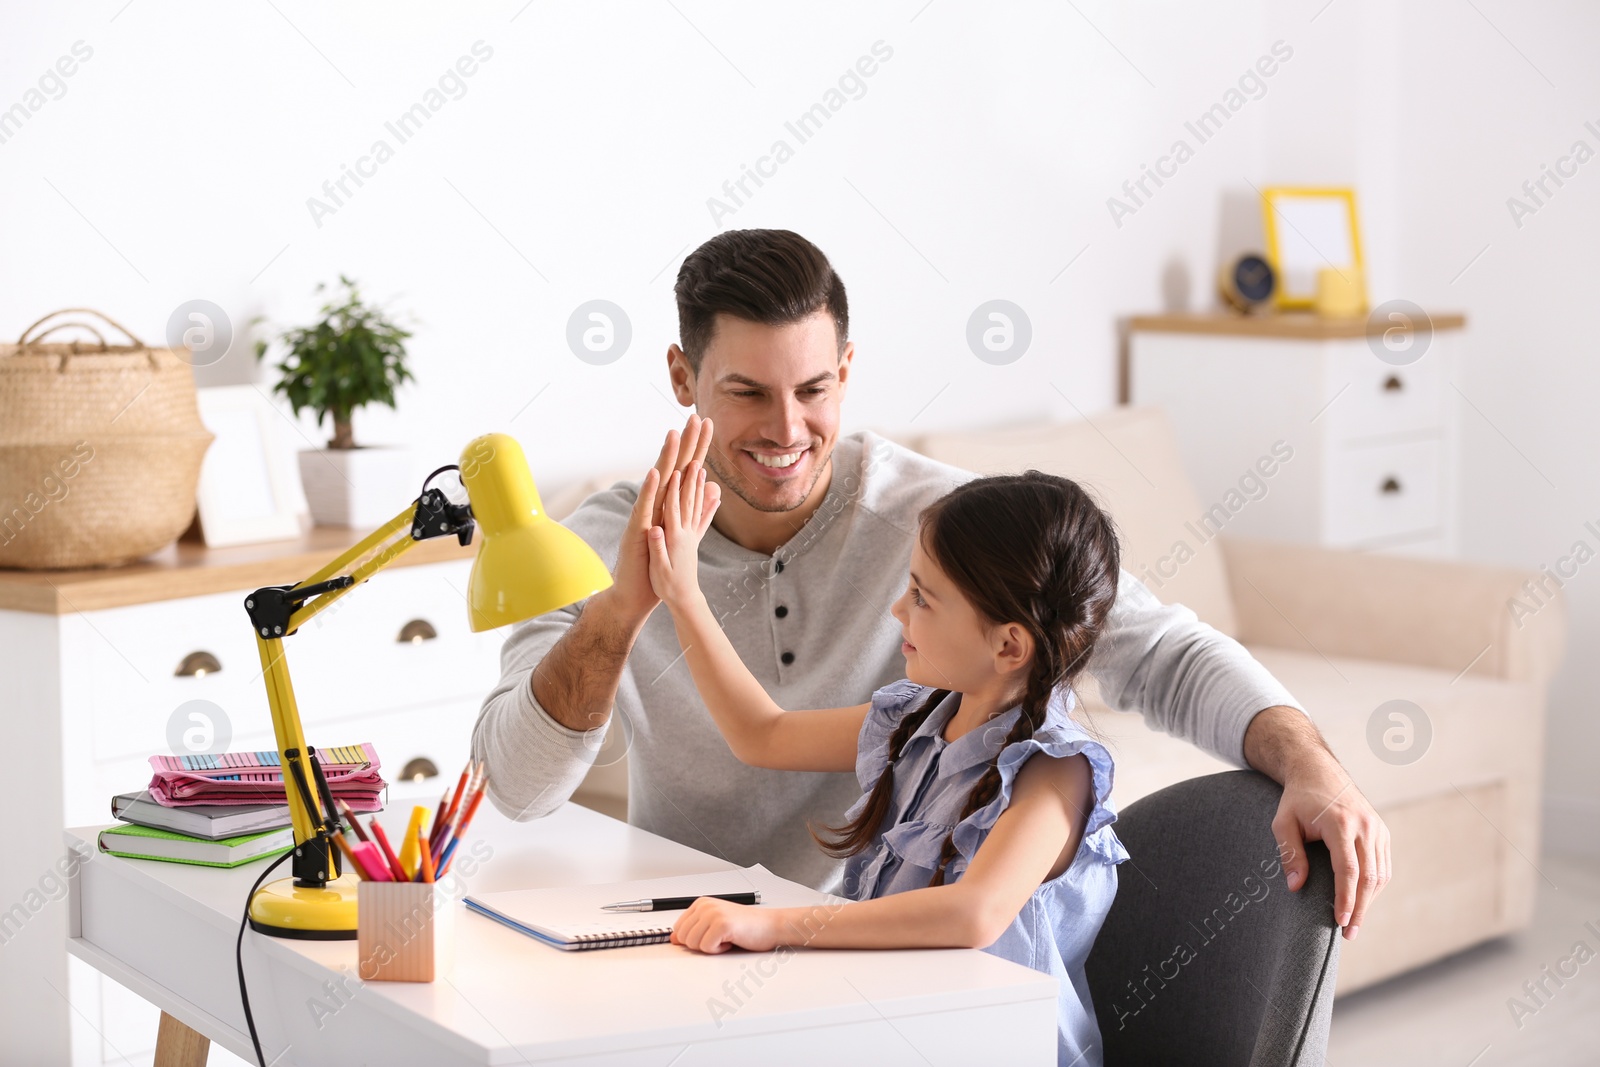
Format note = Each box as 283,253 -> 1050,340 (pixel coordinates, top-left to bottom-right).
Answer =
298,446 -> 417,528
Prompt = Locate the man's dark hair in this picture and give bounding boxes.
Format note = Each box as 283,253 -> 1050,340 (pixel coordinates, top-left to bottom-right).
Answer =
674,229 -> 848,374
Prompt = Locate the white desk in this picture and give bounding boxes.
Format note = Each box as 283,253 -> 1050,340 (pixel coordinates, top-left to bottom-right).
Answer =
66,802 -> 1058,1065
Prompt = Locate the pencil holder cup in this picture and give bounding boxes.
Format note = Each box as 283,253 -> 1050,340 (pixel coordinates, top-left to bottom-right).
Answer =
357,882 -> 454,982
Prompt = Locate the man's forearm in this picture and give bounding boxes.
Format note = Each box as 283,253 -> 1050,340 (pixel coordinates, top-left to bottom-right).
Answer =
1242,705 -> 1341,784
1092,569 -> 1305,765
530,588 -> 649,733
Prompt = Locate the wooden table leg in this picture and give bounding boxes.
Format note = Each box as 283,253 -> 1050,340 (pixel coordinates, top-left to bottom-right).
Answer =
154,1011 -> 210,1067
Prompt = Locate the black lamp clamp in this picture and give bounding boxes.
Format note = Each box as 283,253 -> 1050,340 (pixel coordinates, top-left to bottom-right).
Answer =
411,485 -> 475,546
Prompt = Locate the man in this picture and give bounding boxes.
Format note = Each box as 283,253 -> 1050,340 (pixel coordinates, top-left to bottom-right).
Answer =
473,229 -> 1390,941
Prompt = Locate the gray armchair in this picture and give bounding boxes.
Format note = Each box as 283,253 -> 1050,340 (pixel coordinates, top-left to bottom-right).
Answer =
1085,771 -> 1341,1066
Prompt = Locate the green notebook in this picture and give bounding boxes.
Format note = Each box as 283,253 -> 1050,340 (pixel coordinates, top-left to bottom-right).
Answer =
98,822 -> 293,868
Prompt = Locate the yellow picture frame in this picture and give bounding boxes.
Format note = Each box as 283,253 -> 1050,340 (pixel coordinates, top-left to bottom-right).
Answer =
1260,186 -> 1365,311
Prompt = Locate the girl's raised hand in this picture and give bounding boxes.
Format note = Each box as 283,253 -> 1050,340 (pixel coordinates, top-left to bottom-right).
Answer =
645,460 -> 721,610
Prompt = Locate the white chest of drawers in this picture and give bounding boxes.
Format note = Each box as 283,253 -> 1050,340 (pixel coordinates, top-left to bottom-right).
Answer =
0,529 -> 505,1066
1127,311 -> 1466,556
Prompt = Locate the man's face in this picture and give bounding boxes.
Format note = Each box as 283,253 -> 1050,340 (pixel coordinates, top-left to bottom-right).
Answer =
669,310 -> 852,514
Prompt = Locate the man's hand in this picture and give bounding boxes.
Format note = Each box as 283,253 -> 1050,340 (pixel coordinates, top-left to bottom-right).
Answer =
606,415 -> 713,626
1245,706 -> 1391,942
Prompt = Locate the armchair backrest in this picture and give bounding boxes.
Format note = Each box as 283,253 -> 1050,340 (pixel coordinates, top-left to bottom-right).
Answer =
898,406 -> 1240,637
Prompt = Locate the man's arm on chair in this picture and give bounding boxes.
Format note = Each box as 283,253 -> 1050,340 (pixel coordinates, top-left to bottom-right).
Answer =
1089,569 -> 1391,942
1243,705 -> 1391,941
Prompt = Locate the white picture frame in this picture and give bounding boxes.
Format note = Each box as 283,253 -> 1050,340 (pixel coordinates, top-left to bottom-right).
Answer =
193,385 -> 306,546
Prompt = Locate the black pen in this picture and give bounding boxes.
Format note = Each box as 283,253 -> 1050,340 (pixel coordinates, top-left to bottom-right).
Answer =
601,891 -> 761,912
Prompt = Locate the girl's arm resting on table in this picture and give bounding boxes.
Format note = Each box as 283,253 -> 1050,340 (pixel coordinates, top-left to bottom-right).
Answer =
671,751 -> 1094,953
666,589 -> 867,773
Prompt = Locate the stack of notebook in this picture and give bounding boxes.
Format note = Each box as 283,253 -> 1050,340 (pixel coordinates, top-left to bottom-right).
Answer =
98,819 -> 295,868
102,743 -> 386,867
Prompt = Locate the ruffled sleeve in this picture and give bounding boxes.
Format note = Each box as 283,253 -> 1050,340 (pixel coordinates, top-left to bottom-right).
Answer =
853,678 -> 936,795
949,717 -> 1128,871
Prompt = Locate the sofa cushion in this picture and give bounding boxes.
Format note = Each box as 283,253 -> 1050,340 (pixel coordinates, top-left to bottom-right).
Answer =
1241,646 -> 1541,816
903,407 -> 1240,637
1077,645 -> 1539,813
1074,646 -> 1543,992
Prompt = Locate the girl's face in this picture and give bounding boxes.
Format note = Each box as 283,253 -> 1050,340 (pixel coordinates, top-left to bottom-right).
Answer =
890,533 -> 1031,697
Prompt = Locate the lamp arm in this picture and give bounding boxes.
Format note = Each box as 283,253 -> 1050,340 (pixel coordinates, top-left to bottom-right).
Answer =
243,488 -> 476,889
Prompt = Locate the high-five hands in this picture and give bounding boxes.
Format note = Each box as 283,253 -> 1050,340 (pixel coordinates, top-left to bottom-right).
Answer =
641,424 -> 721,610
610,415 -> 715,624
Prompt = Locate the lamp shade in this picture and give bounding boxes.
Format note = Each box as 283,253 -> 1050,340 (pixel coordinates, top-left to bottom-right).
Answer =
460,433 -> 614,632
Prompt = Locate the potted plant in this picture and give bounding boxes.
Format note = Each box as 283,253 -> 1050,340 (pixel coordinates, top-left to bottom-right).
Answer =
255,276 -> 417,528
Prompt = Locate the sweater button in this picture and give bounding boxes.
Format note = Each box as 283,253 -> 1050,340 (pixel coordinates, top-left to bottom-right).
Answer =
775,559 -> 785,573
780,651 -> 795,665
774,605 -> 788,618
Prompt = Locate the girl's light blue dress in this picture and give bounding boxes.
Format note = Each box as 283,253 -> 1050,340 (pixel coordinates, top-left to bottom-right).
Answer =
840,679 -> 1126,1067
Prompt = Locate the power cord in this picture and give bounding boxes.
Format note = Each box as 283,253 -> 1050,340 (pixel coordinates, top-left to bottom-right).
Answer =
236,849 -> 293,1067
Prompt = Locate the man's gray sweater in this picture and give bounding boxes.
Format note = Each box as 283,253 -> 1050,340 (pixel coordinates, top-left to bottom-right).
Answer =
471,430 -> 1302,893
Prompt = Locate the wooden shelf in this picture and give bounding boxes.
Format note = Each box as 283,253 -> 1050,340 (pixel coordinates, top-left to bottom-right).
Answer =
0,525 -> 476,615
1127,310 -> 1466,340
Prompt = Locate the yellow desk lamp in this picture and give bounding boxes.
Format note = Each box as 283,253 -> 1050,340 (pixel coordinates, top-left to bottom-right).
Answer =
243,433 -> 612,938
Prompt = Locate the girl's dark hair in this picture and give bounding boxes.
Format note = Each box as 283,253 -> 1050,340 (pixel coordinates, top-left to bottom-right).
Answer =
673,229 -> 848,374
812,471 -> 1121,888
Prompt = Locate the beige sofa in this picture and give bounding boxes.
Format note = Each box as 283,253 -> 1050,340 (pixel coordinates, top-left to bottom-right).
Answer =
546,406 -> 1566,995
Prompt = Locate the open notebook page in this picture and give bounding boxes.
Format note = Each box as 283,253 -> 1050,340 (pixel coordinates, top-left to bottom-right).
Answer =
462,863 -> 838,948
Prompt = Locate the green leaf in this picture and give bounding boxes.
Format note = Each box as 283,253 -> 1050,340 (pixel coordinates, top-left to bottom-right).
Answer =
250,276 -> 415,447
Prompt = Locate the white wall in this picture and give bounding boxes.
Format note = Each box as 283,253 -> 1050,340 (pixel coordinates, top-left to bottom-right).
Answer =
2,0 -> 1278,477
1384,0 -> 1600,854
3,2 -> 1597,1045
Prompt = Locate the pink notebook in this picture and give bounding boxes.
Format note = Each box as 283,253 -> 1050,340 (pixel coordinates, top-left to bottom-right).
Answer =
145,742 -> 385,809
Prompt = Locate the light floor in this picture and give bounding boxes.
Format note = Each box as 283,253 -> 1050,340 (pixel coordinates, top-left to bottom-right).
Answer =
1327,852 -> 1600,1067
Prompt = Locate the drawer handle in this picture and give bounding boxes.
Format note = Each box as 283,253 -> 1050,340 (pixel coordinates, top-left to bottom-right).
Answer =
398,619 -> 438,644
175,651 -> 222,677
1380,476 -> 1402,495
401,757 -> 439,782
1383,375 -> 1404,392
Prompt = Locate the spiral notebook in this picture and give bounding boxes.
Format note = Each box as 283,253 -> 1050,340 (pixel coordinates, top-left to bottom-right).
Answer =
462,863 -> 835,951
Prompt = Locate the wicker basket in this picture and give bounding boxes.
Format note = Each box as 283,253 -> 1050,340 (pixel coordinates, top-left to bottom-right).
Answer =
0,309 -> 214,569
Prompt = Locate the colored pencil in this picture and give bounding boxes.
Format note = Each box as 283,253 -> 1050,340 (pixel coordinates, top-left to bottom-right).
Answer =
332,829 -> 370,880
426,785 -> 453,851
430,763 -> 471,848
430,763 -> 476,867
338,798 -> 371,844
438,772 -> 487,877
369,820 -> 409,882
418,824 -> 436,883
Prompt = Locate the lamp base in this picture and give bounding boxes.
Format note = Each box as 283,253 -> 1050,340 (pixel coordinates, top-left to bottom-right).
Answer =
247,873 -> 362,940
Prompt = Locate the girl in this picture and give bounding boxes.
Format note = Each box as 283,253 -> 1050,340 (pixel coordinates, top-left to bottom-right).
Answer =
641,430 -> 1127,1067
